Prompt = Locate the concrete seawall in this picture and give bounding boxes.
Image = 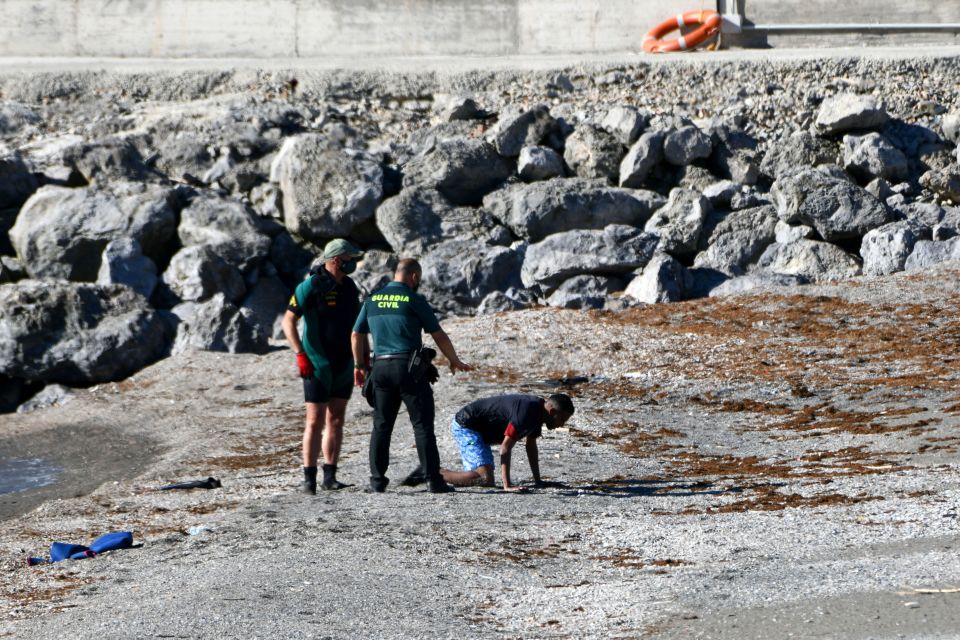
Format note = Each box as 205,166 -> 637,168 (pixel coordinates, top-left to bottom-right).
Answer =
2,0 -> 959,59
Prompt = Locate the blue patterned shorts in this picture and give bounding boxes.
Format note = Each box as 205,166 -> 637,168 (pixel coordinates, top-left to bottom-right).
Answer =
451,419 -> 494,471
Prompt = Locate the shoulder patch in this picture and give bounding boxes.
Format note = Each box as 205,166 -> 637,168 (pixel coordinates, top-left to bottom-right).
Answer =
289,294 -> 298,308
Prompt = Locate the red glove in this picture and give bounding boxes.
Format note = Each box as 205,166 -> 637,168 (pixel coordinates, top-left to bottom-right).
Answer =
296,352 -> 314,378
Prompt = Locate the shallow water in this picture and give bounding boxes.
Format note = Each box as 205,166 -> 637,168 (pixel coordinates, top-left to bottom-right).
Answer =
0,458 -> 61,495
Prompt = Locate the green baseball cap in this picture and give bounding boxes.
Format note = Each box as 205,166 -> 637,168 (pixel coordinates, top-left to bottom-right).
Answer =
323,239 -> 364,260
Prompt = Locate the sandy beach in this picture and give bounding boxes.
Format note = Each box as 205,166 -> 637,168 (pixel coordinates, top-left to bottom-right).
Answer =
1,264 -> 959,638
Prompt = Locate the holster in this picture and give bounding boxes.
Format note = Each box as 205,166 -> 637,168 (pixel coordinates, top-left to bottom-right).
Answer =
407,347 -> 437,383
361,369 -> 375,408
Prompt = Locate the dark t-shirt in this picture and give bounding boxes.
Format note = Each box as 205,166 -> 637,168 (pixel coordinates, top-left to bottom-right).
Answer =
455,394 -> 545,444
288,269 -> 360,371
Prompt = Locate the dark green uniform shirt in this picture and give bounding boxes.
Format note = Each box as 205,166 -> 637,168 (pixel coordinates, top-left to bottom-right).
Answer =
288,269 -> 360,372
352,282 -> 441,355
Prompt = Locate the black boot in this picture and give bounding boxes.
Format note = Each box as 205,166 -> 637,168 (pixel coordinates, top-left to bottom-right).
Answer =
301,466 -> 317,495
321,464 -> 347,490
427,477 -> 455,494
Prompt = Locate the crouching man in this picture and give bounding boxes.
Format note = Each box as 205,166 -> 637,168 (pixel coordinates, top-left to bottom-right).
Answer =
433,393 -> 574,491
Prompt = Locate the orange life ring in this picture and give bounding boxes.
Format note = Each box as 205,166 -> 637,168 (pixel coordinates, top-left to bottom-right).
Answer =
642,10 -> 721,53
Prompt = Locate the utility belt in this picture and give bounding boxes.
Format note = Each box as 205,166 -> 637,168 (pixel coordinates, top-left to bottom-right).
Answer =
371,347 -> 437,382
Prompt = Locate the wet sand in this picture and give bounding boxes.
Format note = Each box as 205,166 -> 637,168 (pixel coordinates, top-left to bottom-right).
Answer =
0,420 -> 161,521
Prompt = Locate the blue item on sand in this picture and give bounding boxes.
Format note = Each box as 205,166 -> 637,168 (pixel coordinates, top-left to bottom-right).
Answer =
28,531 -> 134,566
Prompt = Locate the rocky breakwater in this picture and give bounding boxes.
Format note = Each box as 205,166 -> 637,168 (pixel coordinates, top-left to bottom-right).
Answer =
1,59 -> 960,413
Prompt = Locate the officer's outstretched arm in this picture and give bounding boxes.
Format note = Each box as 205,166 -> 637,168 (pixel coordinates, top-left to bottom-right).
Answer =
430,330 -> 473,374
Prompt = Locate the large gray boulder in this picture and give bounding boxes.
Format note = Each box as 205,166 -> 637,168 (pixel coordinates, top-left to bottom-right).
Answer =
815,94 -> 889,136
521,225 -> 660,291
97,238 -> 158,299
161,245 -> 246,304
860,221 -> 929,276
352,250 -> 399,297
518,145 -> 565,182
775,220 -> 816,244
62,137 -> 150,184
904,237 -> 960,271
403,122 -> 478,159
707,125 -> 760,185
936,207 -> 960,240
10,184 -> 177,281
17,384 -> 75,414
601,106 -> 648,146
268,230 -> 322,284
677,166 -> 723,195
881,119 -> 948,162
624,253 -> 690,304
239,275 -> 291,342
170,294 -> 270,355
842,132 -> 909,183
435,95 -> 486,122
0,256 -> 26,284
663,126 -> 713,166
0,153 -> 38,210
484,178 -> 664,243
693,205 -> 778,276
644,188 -> 711,259
491,105 -> 557,158
0,280 -> 167,385
754,240 -> 862,282
890,201 -> 944,228
760,131 -> 838,181
619,130 -> 665,188
547,275 -> 624,310
419,241 -> 526,312
178,193 -> 271,273
271,134 -> 384,242
709,271 -> 809,297
377,187 -> 507,256
154,133 -> 214,182
402,137 -> 511,206
941,111 -> 960,145
476,288 -> 537,315
701,180 -> 741,209
771,167 -> 893,241
250,182 -> 283,220
920,169 -> 960,204
563,124 -> 623,182
15,133 -> 85,184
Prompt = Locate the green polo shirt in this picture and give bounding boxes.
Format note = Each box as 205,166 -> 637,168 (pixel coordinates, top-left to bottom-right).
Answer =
352,282 -> 441,355
288,270 -> 360,372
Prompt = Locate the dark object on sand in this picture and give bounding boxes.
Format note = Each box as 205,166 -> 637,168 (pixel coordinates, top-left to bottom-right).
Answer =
160,477 -> 222,491
543,375 -> 590,387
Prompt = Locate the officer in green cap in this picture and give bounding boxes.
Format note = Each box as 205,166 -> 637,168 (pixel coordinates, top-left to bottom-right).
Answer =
282,238 -> 369,494
350,257 -> 472,494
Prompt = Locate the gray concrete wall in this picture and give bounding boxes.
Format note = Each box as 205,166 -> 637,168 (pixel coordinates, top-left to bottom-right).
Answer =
0,0 -> 693,57
1,0 -> 958,58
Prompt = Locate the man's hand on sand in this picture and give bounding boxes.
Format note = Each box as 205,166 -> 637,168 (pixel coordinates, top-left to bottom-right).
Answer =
353,368 -> 365,387
449,358 -> 473,374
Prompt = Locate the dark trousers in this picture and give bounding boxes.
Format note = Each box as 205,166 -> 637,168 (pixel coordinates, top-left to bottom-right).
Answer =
369,358 -> 441,489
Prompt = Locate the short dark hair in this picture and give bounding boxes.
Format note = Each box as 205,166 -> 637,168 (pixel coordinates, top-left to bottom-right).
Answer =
396,258 -> 422,277
546,393 -> 575,416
